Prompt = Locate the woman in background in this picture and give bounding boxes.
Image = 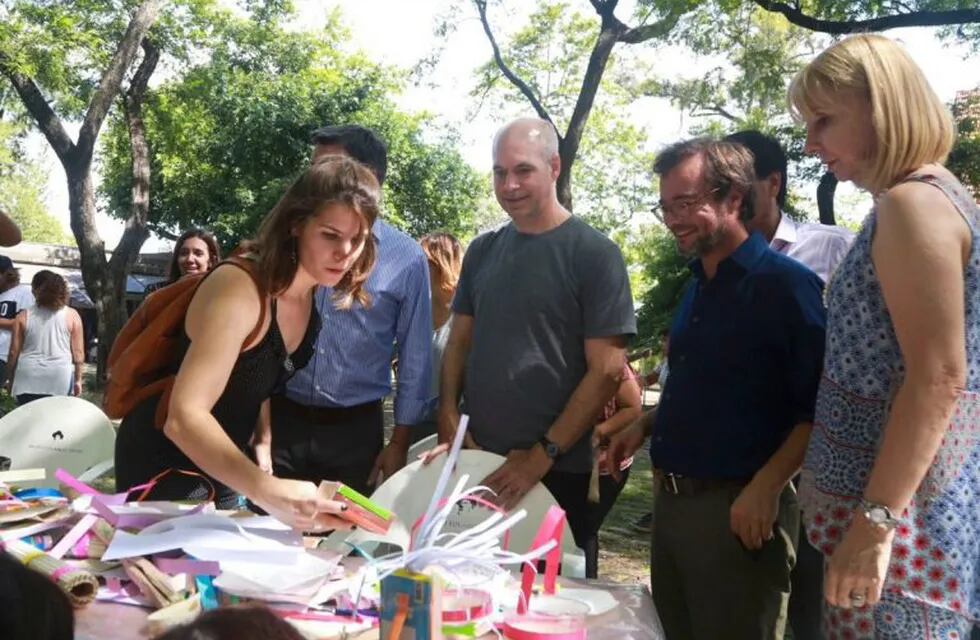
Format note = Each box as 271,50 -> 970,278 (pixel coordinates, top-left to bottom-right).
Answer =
411,232 -> 463,444
145,229 -> 221,294
586,361 -> 642,579
6,271 -> 84,405
167,228 -> 221,283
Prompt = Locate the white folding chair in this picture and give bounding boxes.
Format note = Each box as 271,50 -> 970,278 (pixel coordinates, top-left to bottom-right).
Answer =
0,396 -> 115,488
323,449 -> 586,577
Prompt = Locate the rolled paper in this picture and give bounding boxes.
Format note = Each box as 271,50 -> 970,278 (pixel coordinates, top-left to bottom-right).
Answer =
2,537 -> 99,607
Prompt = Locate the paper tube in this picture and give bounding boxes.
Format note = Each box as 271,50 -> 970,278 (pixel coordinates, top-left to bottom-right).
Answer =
3,537 -> 99,607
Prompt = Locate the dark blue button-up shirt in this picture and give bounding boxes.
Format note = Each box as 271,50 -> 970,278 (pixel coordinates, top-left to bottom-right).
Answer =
651,232 -> 826,479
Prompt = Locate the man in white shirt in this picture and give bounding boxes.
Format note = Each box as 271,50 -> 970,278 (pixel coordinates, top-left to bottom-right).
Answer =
0,256 -> 35,385
725,130 -> 854,640
726,130 -> 854,284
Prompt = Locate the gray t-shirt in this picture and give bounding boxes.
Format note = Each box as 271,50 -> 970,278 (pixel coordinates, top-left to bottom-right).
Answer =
453,216 -> 636,473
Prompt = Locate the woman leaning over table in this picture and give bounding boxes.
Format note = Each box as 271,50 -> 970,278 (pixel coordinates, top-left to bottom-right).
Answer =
790,34 -> 979,637
114,155 -> 379,532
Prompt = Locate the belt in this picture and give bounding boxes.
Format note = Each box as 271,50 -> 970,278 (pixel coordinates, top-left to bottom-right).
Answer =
653,469 -> 751,496
274,395 -> 382,424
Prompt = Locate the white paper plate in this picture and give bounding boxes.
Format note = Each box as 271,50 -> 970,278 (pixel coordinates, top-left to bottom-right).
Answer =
500,588 -> 618,617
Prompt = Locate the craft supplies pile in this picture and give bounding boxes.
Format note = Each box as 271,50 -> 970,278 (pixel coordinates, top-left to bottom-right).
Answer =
0,416 -> 617,639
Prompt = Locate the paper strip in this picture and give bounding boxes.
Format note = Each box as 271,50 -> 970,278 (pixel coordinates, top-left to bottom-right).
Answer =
155,557 -> 221,577
49,513 -> 98,559
0,468 -> 46,483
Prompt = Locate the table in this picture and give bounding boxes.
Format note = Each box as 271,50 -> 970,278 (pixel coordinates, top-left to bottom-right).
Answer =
75,580 -> 664,639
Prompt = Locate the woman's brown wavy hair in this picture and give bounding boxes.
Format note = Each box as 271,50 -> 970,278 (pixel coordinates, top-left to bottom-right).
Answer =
249,155 -> 380,309
31,270 -> 69,310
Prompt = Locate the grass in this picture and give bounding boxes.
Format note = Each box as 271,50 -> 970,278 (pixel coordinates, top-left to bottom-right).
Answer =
596,442 -> 653,586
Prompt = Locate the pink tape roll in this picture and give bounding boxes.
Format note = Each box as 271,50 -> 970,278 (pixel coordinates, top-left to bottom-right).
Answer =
501,615 -> 587,640
441,588 -> 493,623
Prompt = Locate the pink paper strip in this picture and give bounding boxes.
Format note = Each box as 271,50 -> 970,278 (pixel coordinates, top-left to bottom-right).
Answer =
518,506 -> 565,615
500,620 -> 586,640
277,610 -> 367,624
154,557 -> 220,577
50,565 -> 75,582
55,468 -> 153,506
49,513 -> 98,559
91,497 -> 120,526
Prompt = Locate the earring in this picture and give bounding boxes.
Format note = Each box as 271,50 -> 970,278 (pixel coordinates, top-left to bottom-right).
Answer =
291,237 -> 298,265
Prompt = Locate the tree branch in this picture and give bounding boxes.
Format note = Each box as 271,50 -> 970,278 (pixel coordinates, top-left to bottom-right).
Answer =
148,224 -> 179,241
0,52 -> 76,164
473,0 -> 560,137
754,1 -> 980,34
76,0 -> 162,163
692,104 -> 741,122
109,39 -> 158,274
619,7 -> 685,43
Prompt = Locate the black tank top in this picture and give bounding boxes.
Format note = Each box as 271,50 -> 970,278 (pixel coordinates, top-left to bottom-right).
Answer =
114,289 -> 320,504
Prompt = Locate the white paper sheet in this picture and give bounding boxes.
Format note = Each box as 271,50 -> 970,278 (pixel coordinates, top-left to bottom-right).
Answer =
101,513 -> 303,562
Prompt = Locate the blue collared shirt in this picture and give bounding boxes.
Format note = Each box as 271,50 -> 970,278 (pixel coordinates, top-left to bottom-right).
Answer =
650,233 -> 826,479
285,220 -> 433,426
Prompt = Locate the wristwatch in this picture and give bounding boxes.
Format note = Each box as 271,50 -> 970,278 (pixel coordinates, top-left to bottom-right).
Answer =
859,499 -> 900,531
538,435 -> 561,460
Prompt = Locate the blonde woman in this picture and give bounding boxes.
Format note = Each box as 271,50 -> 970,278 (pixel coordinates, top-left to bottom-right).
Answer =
790,35 -> 978,637
412,232 -> 463,443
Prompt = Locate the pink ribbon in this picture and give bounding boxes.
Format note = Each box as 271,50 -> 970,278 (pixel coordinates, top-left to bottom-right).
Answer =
518,506 -> 565,615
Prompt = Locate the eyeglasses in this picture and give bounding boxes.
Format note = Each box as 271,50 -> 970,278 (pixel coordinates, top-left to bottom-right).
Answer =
651,188 -> 721,223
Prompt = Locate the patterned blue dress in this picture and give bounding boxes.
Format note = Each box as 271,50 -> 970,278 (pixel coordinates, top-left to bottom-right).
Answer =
800,171 -> 980,639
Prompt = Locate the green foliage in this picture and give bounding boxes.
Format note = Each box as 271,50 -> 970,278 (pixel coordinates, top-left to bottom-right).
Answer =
471,1 -> 656,233
948,88 -> 980,197
0,121 -> 72,244
99,11 -> 484,246
637,3 -> 828,214
0,0 -> 228,120
629,224 -> 691,348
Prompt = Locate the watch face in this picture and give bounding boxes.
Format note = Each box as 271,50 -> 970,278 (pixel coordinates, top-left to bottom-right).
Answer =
546,443 -> 560,458
869,507 -> 887,524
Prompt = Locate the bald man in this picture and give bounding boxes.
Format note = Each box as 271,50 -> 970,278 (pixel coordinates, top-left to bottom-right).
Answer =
436,118 -> 636,559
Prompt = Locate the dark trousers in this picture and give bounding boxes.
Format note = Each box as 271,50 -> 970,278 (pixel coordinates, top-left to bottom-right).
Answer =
16,393 -> 51,406
650,481 -> 799,640
787,523 -> 825,640
269,395 -> 384,497
540,470 -> 592,556
582,469 -> 630,579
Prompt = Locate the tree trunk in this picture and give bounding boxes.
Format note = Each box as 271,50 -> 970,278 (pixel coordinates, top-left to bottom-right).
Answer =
65,168 -> 128,381
817,171 -> 838,225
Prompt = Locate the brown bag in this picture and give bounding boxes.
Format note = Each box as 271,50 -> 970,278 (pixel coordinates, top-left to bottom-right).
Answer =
103,256 -> 266,428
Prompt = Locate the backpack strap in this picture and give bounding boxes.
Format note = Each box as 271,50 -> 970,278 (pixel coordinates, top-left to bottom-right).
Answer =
150,255 -> 269,430
210,255 -> 268,348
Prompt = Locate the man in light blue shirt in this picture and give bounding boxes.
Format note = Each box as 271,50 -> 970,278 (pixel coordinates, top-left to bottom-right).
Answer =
268,125 -> 433,496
